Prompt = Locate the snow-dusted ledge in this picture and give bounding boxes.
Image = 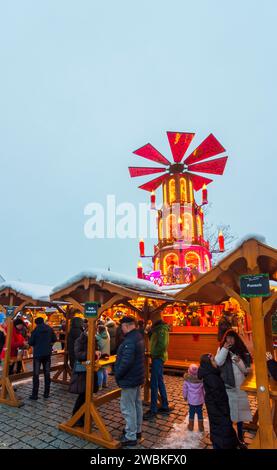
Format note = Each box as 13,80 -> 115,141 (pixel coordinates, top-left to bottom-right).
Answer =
51,268 -> 162,295
0,281 -> 52,302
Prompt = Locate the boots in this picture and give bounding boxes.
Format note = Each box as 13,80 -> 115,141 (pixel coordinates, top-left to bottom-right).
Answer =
198,420 -> 204,432
188,419 -> 194,431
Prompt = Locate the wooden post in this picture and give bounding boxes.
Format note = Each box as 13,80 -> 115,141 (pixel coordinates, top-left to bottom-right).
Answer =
0,319 -> 12,400
58,285 -> 120,448
63,312 -> 70,381
249,297 -> 276,449
0,295 -> 22,407
84,285 -> 96,433
50,306 -> 72,385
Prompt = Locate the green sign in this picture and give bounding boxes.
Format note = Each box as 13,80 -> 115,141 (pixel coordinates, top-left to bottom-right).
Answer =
240,273 -> 270,298
84,302 -> 100,318
6,306 -> 15,318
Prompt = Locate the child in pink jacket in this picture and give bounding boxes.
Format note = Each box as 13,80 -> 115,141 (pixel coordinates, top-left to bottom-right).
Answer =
183,363 -> 205,432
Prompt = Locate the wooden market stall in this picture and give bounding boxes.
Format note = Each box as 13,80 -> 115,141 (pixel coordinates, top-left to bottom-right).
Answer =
0,281 -> 70,406
50,269 -> 175,449
174,237 -> 277,449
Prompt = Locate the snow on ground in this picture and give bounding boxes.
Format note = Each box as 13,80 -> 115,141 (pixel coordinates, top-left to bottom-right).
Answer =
51,268 -> 162,295
156,416 -> 210,449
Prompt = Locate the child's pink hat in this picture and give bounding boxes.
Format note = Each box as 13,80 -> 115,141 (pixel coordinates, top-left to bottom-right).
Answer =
188,364 -> 198,376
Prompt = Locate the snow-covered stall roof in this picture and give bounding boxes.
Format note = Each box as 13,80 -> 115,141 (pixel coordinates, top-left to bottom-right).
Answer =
161,283 -> 190,296
51,269 -> 162,296
0,281 -> 52,302
215,233 -> 267,265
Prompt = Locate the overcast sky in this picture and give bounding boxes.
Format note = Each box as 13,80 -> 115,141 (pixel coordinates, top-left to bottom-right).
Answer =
0,1 -> 276,286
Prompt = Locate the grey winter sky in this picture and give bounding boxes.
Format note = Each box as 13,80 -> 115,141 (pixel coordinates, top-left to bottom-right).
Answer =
0,1 -> 276,286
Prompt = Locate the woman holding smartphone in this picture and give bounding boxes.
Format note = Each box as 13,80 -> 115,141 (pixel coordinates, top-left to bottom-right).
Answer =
215,329 -> 252,447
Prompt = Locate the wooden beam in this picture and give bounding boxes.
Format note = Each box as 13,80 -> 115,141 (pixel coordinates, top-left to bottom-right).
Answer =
93,388 -> 121,407
84,286 -> 96,433
14,300 -> 30,315
0,294 -> 22,407
58,423 -> 120,449
214,281 -> 250,314
98,294 -> 126,316
64,296 -> 84,313
263,291 -> 277,318
150,302 -> 171,317
249,297 -> 276,448
119,299 -> 143,316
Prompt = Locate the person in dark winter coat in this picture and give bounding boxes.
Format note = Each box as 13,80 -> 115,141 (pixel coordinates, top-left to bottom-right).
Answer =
28,317 -> 57,399
217,311 -> 232,341
69,331 -> 100,427
198,354 -> 239,449
115,316 -> 145,446
68,317 -> 84,369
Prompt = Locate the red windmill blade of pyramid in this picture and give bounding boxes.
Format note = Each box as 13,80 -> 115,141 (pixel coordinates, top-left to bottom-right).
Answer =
187,156 -> 228,175
129,131 -> 228,191
133,143 -> 170,165
167,131 -> 195,162
128,167 -> 166,178
183,133 -> 226,165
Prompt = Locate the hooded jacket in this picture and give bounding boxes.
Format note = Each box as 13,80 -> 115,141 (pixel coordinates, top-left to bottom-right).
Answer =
198,360 -> 238,449
96,328 -> 110,355
10,326 -> 26,358
149,320 -> 169,362
29,323 -> 57,358
183,372 -> 205,406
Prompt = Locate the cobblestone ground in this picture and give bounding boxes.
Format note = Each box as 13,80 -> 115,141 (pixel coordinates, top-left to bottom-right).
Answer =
0,372 -> 257,449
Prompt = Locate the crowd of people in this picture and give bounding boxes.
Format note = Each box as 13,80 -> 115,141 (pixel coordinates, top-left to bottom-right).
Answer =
0,310 -> 276,449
